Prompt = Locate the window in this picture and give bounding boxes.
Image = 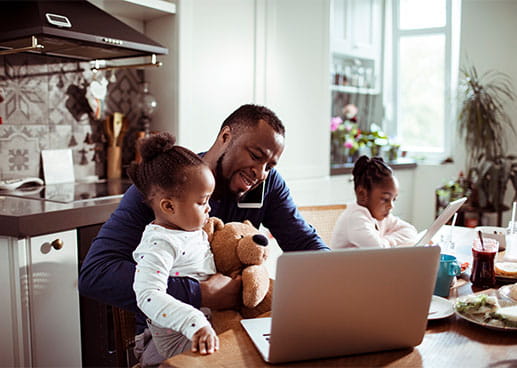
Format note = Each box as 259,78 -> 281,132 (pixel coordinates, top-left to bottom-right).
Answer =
385,0 -> 461,161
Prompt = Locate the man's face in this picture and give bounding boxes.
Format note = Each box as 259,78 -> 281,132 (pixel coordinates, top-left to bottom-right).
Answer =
215,120 -> 285,199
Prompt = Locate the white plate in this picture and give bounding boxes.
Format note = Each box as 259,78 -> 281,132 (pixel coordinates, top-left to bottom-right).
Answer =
498,283 -> 517,302
428,295 -> 454,320
454,308 -> 517,331
453,295 -> 517,331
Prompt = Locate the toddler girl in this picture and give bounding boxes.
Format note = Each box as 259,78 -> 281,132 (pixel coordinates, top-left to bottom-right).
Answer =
128,132 -> 218,362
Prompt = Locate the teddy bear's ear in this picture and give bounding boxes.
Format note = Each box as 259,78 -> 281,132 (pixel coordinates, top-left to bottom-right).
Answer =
203,217 -> 225,242
243,219 -> 253,227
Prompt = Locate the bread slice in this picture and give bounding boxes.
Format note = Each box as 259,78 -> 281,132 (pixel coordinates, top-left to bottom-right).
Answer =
510,283 -> 517,300
494,262 -> 517,277
494,305 -> 517,327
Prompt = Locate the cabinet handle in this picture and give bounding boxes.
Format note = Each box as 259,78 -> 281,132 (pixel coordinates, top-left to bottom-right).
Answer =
51,239 -> 64,250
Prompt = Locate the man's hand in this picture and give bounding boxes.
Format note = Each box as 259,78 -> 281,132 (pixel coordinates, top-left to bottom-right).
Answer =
191,326 -> 219,355
200,273 -> 242,310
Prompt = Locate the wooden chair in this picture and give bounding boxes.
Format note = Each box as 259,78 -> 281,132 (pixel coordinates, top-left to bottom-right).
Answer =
112,306 -> 137,367
298,204 -> 346,246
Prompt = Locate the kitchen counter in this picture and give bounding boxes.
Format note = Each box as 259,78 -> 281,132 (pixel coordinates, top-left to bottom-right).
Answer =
330,158 -> 417,175
0,182 -> 128,238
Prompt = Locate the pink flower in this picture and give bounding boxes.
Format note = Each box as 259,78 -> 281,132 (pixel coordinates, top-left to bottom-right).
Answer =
344,140 -> 354,149
330,116 -> 343,132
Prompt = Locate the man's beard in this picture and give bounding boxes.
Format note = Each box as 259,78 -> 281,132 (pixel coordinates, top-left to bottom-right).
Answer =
212,154 -> 240,201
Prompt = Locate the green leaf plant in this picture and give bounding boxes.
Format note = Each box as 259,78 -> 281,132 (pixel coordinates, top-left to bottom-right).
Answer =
458,64 -> 517,211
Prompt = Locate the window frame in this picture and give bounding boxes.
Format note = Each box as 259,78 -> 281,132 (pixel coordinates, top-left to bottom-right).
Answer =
386,0 -> 461,163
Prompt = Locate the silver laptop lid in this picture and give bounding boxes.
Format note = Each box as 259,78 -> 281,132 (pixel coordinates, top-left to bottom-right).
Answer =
415,197 -> 467,246
267,246 -> 440,363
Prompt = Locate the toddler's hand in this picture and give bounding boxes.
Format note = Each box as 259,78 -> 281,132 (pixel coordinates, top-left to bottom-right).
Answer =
191,326 -> 219,355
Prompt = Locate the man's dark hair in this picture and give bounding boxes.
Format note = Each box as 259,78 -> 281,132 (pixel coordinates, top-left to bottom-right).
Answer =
352,155 -> 393,191
220,104 -> 285,137
127,132 -> 206,202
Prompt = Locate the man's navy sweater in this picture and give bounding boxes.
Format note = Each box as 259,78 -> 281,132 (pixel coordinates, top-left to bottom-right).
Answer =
78,168 -> 328,333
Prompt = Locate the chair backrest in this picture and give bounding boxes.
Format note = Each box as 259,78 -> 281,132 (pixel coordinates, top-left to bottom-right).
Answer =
298,204 -> 346,246
112,306 -> 137,367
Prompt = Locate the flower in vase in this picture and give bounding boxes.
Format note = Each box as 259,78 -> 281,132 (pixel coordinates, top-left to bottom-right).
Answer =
330,116 -> 343,132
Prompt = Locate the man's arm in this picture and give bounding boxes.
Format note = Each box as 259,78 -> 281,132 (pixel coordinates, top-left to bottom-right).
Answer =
78,185 -> 201,311
262,170 -> 330,252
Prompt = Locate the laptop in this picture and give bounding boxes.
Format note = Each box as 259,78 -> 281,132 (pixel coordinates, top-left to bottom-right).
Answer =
241,246 -> 441,364
414,197 -> 467,246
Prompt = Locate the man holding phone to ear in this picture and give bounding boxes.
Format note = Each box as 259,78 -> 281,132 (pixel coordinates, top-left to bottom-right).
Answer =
79,104 -> 329,365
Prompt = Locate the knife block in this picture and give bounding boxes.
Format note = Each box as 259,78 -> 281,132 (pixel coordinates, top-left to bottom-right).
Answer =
107,146 -> 122,179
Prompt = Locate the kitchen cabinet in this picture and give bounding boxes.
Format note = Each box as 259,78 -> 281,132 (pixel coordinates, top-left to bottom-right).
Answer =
288,174 -> 355,207
330,0 -> 384,94
331,0 -> 383,61
98,0 -> 331,181
393,169 -> 415,221
1,229 -> 81,367
89,0 -> 176,21
261,0 -> 331,179
0,237 -> 30,367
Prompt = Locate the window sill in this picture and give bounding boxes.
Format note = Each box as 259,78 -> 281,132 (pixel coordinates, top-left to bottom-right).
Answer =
330,158 -> 417,176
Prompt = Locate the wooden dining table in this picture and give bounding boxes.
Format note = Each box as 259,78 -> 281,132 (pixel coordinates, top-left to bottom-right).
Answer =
163,226 -> 517,368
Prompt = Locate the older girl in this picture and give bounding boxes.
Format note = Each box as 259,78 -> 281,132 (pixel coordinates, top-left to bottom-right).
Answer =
330,155 -> 417,249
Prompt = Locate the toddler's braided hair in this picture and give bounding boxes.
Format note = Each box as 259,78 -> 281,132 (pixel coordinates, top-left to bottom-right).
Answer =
127,132 -> 206,202
352,155 -> 393,191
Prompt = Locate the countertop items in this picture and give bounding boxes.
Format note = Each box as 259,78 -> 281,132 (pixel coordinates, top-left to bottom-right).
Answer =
0,177 -> 44,191
0,179 -> 131,237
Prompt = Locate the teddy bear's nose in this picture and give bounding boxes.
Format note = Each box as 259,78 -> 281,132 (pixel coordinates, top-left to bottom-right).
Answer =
252,234 -> 269,246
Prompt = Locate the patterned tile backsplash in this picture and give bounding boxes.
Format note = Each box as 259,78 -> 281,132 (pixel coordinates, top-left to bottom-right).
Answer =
0,53 -> 143,181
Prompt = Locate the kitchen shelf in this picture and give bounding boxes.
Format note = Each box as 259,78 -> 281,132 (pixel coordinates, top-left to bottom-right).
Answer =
88,0 -> 176,21
331,84 -> 378,95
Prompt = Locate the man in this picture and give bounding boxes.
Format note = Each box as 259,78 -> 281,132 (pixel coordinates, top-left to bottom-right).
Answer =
78,104 -> 329,364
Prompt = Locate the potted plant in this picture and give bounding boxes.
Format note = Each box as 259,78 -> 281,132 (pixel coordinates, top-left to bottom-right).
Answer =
458,64 -> 517,211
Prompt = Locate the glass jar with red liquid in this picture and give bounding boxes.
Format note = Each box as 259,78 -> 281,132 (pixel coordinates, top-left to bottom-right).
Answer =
470,237 -> 499,288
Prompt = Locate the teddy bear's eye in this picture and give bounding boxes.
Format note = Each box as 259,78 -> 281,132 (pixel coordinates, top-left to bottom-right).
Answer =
240,235 -> 244,239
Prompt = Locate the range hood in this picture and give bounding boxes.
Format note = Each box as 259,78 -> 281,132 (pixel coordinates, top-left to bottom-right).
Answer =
0,0 -> 168,61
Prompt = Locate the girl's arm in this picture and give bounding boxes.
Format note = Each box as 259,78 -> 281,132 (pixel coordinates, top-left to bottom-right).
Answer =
381,214 -> 419,246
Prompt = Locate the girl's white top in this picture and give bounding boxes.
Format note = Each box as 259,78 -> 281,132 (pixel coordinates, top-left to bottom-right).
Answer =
330,202 -> 418,249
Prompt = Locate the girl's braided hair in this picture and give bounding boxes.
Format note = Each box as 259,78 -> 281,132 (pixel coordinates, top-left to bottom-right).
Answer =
127,132 -> 206,202
352,155 -> 393,191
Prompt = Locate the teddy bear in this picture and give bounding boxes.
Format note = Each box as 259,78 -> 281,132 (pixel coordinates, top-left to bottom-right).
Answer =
203,217 -> 273,320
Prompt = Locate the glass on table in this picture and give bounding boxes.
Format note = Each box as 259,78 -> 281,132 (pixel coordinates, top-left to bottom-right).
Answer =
470,237 -> 499,288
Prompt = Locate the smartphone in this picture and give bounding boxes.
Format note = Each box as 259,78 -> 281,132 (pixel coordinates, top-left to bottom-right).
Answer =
237,181 -> 265,208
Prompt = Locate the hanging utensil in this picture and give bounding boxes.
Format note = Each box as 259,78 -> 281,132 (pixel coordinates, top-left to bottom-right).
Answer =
104,112 -> 128,179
